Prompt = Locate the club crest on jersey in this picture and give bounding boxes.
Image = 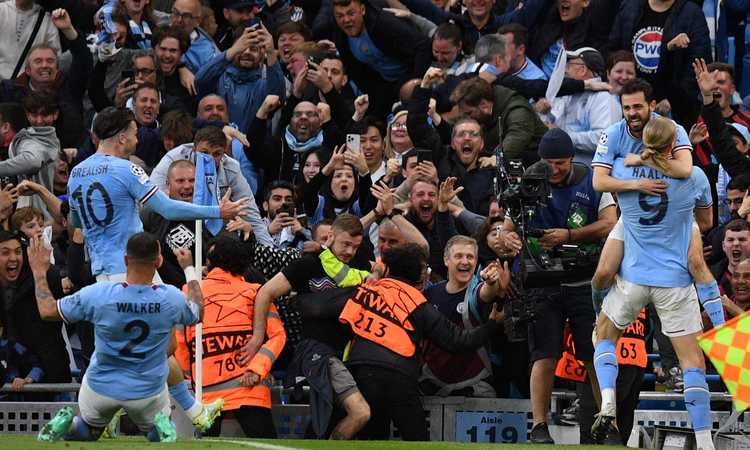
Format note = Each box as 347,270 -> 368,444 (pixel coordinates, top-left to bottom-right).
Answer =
632,27 -> 662,73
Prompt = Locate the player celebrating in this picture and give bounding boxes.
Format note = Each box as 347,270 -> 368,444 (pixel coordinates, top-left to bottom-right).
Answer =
590,79 -> 724,328
68,107 -> 238,430
33,233 -> 203,442
591,117 -> 715,450
68,106 -> 248,280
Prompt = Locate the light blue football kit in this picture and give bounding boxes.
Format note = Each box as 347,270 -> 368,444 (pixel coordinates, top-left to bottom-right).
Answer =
57,281 -> 199,400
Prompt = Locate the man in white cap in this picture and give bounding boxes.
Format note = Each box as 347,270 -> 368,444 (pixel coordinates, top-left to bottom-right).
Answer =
548,47 -> 621,166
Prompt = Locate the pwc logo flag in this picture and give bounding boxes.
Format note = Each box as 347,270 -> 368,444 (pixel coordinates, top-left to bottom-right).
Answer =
632,27 -> 663,74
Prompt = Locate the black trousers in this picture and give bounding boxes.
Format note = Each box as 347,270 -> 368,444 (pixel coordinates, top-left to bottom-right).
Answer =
205,405 -> 277,438
349,365 -> 428,441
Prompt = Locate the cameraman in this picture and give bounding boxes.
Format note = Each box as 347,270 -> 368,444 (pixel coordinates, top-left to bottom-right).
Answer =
499,128 -> 617,444
262,180 -> 311,250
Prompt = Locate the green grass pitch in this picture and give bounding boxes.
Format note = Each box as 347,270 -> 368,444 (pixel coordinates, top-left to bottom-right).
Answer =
0,434 -> 622,449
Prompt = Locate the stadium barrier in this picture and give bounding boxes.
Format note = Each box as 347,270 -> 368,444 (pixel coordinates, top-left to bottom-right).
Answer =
2,385 -> 745,445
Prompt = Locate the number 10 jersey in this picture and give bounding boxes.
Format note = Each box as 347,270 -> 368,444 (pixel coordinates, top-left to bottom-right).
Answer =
67,154 -> 159,276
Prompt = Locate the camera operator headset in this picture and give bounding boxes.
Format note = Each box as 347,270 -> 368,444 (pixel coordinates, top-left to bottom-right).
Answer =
497,128 -> 617,442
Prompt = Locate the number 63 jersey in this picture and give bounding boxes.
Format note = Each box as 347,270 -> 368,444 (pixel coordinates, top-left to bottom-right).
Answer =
611,160 -> 712,288
67,154 -> 159,276
57,281 -> 199,401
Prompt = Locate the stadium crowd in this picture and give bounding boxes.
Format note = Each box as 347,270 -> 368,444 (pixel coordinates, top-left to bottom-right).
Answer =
0,0 -> 749,446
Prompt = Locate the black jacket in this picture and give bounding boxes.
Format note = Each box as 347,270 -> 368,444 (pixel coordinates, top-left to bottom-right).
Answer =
608,0 -> 711,126
246,94 -> 342,187
327,3 -> 432,118
0,33 -> 92,148
702,98 -> 750,178
528,0 -> 613,68
0,250 -> 70,386
296,283 -> 500,379
407,86 -> 496,216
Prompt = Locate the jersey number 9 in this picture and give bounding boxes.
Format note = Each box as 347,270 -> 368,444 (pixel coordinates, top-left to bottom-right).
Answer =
638,192 -> 668,226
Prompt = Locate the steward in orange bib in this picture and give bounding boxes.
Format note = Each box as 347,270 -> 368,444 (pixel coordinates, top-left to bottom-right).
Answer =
179,235 -> 286,438
297,244 -> 503,441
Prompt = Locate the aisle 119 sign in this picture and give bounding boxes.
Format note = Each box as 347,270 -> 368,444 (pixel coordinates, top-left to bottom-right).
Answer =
455,411 -> 527,443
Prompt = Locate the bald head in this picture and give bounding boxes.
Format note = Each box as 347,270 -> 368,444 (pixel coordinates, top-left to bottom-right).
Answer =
171,0 -> 202,34
197,95 -> 229,123
378,219 -> 405,256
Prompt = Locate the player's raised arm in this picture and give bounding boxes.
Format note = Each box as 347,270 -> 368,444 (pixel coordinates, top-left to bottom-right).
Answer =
143,187 -> 249,221
173,247 -> 203,321
27,236 -> 61,321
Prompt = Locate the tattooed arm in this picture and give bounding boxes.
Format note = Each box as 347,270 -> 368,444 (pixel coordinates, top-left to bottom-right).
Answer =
27,237 -> 62,321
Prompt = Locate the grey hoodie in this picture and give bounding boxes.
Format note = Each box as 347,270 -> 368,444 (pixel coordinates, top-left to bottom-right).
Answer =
150,143 -> 273,247
1,126 -> 60,217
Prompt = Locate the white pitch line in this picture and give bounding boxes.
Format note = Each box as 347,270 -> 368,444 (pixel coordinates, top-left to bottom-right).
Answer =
204,438 -> 303,450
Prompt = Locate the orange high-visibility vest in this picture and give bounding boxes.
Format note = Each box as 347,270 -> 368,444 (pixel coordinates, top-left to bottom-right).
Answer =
339,278 -> 426,357
180,269 -> 286,411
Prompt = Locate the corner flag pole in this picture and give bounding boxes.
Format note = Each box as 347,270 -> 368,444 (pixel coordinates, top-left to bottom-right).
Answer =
194,219 -> 203,404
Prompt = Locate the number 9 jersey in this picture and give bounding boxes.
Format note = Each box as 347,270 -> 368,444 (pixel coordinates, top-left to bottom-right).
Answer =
57,281 -> 199,401
611,160 -> 712,288
67,154 -> 159,276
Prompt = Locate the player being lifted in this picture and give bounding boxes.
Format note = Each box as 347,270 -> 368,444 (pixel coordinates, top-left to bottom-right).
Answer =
591,116 -> 715,449
67,107 -> 246,431
34,233 -> 202,442
589,78 -> 724,328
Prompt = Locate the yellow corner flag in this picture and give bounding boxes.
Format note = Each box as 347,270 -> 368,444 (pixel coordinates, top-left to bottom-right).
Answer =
698,311 -> 750,411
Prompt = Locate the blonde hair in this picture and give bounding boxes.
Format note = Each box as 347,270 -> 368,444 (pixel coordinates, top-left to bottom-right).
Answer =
640,116 -> 676,173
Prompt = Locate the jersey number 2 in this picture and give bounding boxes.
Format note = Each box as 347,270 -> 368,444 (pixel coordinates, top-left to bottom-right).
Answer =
638,192 -> 668,225
119,319 -> 150,359
71,182 -> 114,228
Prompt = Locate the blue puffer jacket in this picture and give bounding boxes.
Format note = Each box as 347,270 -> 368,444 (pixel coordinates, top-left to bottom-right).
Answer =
195,52 -> 286,133
608,0 -> 711,126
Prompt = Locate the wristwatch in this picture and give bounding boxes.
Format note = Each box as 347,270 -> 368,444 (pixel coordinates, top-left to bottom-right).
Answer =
388,208 -> 404,219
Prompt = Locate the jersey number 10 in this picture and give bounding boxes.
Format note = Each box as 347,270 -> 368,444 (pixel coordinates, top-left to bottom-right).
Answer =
71,182 -> 114,228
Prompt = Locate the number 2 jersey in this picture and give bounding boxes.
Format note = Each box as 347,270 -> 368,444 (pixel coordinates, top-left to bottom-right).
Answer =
67,154 -> 159,276
612,160 -> 712,288
591,112 -> 692,169
57,281 -> 199,400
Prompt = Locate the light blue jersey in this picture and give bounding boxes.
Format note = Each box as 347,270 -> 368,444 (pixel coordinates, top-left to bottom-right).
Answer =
67,154 -> 158,276
57,281 -> 199,400
592,113 -> 692,170
612,161 -> 712,287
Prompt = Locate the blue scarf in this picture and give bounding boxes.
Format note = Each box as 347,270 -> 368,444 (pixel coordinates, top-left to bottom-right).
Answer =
284,126 -> 324,153
129,20 -> 152,50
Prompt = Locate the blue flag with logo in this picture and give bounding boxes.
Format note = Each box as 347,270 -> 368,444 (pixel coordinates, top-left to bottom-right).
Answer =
193,151 -> 222,236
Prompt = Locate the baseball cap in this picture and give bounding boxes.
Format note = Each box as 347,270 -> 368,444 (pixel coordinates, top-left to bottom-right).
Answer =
729,123 -> 750,144
565,47 -> 605,77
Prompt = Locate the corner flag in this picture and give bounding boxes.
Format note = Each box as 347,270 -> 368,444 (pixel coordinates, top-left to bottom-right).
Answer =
699,311 -> 750,411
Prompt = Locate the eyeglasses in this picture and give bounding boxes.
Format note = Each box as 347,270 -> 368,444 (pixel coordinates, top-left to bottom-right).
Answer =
391,122 -> 407,130
134,68 -> 156,76
172,8 -> 199,21
727,198 -> 745,206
